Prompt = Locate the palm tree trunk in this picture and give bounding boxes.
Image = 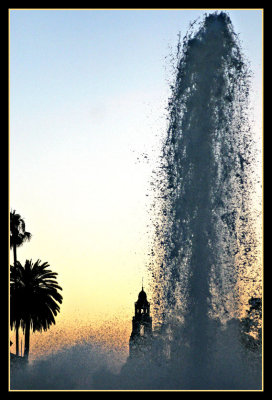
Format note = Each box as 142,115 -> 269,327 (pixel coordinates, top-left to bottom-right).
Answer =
13,244 -> 20,357
24,318 -> 30,360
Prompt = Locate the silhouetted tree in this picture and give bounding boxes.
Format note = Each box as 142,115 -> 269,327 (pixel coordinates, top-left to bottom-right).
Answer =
240,297 -> 262,352
10,210 -> 31,356
10,259 -> 63,360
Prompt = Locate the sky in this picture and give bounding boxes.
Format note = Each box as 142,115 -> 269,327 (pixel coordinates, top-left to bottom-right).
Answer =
9,8 -> 263,361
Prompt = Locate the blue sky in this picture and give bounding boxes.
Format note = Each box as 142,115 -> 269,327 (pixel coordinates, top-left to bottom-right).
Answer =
9,9 -> 263,357
10,9 -> 262,114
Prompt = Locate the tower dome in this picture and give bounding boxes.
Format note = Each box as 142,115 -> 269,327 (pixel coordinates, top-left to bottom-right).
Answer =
136,287 -> 149,308
138,289 -> 147,301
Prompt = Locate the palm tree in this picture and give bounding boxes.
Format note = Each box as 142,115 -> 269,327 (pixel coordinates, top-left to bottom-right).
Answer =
10,259 -> 63,360
10,210 -> 31,356
10,210 -> 32,265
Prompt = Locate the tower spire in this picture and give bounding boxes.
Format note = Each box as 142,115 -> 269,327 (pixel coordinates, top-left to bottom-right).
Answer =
142,277 -> 144,291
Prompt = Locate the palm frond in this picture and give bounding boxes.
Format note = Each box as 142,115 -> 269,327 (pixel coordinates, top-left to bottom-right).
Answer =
10,259 -> 63,335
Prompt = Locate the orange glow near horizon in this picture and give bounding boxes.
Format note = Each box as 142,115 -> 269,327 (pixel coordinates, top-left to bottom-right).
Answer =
10,315 -> 131,367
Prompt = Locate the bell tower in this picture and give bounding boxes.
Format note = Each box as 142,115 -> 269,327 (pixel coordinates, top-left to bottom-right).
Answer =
129,284 -> 152,358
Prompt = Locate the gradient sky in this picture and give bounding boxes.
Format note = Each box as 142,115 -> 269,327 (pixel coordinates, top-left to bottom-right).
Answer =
9,8 -> 263,360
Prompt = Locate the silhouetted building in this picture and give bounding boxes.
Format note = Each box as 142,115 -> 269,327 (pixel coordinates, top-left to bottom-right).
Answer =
129,286 -> 152,358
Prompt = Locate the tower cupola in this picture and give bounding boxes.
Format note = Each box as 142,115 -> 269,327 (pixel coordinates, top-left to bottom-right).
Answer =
129,284 -> 153,358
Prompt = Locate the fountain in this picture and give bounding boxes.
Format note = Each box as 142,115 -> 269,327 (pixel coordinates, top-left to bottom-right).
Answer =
147,11 -> 262,390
